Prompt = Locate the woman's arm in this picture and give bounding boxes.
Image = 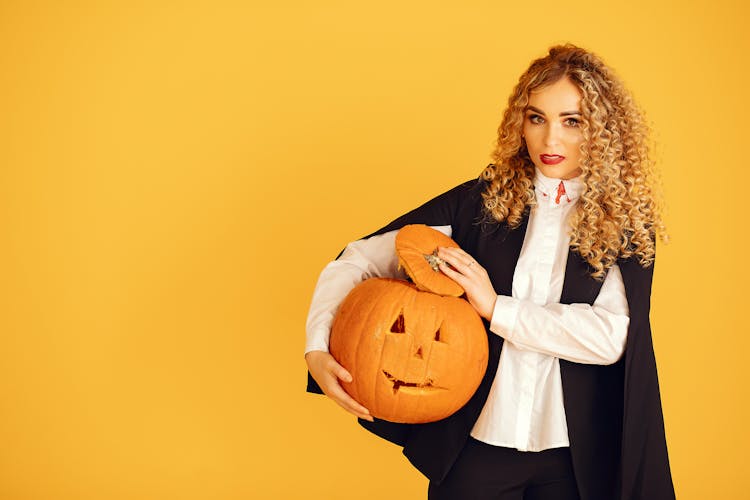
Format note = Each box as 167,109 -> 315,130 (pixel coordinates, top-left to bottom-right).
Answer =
489,263 -> 629,365
305,230 -> 403,354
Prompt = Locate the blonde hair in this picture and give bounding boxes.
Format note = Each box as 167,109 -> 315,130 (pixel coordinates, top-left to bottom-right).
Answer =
481,44 -> 668,280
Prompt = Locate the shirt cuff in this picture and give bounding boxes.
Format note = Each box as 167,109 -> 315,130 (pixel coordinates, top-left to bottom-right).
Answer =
304,330 -> 331,355
489,295 -> 521,340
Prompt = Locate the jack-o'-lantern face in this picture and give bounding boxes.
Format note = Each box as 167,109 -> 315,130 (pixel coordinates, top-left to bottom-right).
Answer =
380,294 -> 455,397
381,308 -> 448,395
330,278 -> 488,423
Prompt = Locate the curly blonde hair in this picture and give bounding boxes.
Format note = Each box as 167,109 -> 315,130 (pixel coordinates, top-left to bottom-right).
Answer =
481,44 -> 668,280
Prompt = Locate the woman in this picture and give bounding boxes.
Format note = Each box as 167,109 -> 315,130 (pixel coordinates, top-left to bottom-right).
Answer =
305,44 -> 675,499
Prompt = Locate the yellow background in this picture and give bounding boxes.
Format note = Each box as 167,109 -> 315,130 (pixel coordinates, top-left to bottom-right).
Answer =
1,1 -> 746,498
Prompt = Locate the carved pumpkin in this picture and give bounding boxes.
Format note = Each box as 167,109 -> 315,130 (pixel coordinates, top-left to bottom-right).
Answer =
329,225 -> 489,423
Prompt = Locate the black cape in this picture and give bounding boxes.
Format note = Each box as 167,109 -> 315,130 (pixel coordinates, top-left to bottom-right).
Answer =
307,177 -> 675,499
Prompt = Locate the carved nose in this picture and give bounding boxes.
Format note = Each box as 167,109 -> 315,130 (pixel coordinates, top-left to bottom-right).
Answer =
414,345 -> 423,359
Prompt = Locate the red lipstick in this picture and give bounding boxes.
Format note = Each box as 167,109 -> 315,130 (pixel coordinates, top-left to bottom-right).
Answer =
540,154 -> 565,165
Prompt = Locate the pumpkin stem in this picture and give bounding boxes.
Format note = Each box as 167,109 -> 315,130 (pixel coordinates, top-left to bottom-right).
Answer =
423,249 -> 447,272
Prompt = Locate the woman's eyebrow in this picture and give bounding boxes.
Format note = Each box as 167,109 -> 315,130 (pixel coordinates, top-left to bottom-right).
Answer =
526,105 -> 581,116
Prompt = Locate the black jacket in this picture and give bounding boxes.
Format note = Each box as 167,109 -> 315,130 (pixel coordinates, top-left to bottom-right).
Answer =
306,177 -> 675,499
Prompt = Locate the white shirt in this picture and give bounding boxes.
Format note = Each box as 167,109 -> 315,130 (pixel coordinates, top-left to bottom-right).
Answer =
305,167 -> 630,452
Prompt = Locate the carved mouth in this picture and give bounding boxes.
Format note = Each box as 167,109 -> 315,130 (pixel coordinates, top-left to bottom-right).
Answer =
382,370 -> 448,395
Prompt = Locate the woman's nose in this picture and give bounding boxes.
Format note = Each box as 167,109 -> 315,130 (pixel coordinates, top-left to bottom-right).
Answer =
544,124 -> 562,147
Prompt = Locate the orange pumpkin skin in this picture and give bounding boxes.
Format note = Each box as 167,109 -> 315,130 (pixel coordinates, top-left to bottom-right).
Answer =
396,224 -> 464,297
329,278 -> 488,424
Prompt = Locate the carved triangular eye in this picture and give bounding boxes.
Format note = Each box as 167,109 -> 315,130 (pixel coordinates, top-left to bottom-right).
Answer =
390,312 -> 405,333
434,327 -> 442,342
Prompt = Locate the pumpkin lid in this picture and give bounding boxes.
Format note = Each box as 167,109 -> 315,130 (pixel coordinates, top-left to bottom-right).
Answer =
395,224 -> 465,297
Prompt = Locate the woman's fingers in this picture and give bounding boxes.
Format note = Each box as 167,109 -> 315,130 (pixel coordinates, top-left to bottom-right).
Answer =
437,259 -> 466,285
306,350 -> 374,421
436,247 -> 496,321
327,361 -> 371,419
334,363 -> 353,383
438,247 -> 478,272
437,248 -> 481,283
327,380 -> 374,421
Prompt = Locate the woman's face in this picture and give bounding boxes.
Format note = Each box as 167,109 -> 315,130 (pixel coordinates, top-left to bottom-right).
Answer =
522,76 -> 584,180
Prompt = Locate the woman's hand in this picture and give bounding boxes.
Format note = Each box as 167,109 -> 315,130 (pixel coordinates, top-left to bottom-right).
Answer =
437,246 -> 497,321
305,350 -> 374,422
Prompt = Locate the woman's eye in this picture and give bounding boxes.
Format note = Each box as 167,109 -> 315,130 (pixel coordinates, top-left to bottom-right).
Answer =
564,117 -> 580,127
528,114 -> 544,124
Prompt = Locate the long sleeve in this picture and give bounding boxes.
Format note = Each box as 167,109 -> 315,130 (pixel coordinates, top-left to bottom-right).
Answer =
488,263 -> 629,365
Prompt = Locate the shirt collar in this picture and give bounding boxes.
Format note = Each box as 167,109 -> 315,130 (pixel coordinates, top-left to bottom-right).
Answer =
533,166 -> 585,205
